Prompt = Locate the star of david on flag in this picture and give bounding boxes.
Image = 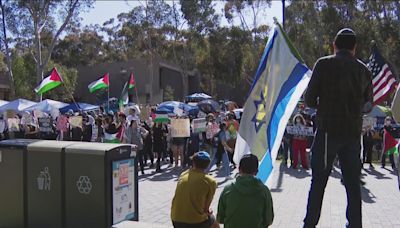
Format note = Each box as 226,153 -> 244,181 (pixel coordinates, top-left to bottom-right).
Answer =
234,22 -> 312,186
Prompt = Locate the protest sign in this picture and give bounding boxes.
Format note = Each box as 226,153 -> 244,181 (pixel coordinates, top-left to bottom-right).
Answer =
363,116 -> 377,129
69,116 -> 82,128
7,118 -> 20,132
21,113 -> 34,126
171,118 -> 190,137
5,110 -> 16,119
56,115 -> 69,132
38,117 -> 53,132
193,118 -> 206,133
140,106 -> 150,121
286,125 -> 314,136
34,110 -> 45,118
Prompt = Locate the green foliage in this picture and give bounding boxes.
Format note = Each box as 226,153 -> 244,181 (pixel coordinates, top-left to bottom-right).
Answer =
285,0 -> 400,71
42,62 -> 77,102
2,0 -> 399,103
163,85 -> 175,101
11,52 -> 77,101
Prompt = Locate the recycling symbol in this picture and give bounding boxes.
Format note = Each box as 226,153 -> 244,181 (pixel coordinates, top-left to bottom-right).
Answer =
76,176 -> 92,195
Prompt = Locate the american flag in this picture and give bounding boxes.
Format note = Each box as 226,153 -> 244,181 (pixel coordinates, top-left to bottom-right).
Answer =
367,46 -> 397,105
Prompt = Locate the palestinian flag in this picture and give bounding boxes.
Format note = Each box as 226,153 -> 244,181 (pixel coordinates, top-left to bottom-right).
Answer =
88,73 -> 109,93
35,68 -> 62,94
384,128 -> 399,155
154,113 -> 169,123
129,72 -> 135,89
104,132 -> 120,144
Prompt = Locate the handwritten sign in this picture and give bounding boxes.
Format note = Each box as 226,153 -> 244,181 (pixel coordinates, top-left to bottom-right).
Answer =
140,106 -> 150,121
69,116 -> 82,128
38,117 -> 52,132
5,110 -> 16,119
286,126 -> 314,136
171,118 -> 190,138
33,110 -> 45,118
193,118 -> 206,133
7,118 -> 20,132
21,113 -> 34,126
56,115 -> 69,132
363,117 -> 377,128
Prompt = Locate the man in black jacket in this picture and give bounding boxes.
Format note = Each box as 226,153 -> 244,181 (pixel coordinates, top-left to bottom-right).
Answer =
303,28 -> 373,228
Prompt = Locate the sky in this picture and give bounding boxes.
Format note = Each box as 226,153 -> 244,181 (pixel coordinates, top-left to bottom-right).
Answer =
80,0 -> 284,29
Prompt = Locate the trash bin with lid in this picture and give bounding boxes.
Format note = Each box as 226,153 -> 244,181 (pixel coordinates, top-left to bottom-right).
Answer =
64,142 -> 137,228
26,140 -> 77,228
0,139 -> 39,228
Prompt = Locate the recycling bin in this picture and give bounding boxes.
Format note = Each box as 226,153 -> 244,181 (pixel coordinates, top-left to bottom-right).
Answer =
64,142 -> 138,228
26,141 -> 77,228
0,139 -> 39,228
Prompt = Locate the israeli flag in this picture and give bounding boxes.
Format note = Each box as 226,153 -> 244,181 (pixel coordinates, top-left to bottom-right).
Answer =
234,23 -> 312,186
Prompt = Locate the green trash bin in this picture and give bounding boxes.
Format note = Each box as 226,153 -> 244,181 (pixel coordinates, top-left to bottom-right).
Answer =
0,139 -> 39,228
64,142 -> 137,228
26,140 -> 77,228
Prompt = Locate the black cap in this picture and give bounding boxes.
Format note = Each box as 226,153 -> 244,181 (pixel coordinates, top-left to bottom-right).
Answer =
336,28 -> 356,37
334,28 -> 357,50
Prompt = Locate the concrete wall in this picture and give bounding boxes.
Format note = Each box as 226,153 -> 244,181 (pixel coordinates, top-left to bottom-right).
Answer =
75,58 -> 197,105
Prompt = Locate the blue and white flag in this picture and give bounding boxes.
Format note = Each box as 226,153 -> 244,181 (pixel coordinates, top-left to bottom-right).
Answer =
234,23 -> 312,186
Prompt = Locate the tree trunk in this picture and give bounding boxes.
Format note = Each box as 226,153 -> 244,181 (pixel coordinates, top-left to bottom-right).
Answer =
34,20 -> 43,102
0,0 -> 15,99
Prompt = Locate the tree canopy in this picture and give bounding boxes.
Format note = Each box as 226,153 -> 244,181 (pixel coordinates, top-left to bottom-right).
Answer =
0,0 -> 398,103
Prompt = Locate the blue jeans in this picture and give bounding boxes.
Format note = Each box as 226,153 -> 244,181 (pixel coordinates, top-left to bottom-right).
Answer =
304,131 -> 362,228
207,150 -> 230,177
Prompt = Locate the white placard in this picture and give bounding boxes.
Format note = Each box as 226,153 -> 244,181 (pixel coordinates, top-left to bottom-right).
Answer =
363,116 -> 377,128
193,118 -> 206,133
171,118 -> 190,137
286,126 -> 314,136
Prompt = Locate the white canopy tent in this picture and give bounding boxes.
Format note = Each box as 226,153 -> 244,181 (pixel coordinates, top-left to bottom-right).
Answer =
23,99 -> 68,113
0,100 -> 9,106
0,99 -> 37,112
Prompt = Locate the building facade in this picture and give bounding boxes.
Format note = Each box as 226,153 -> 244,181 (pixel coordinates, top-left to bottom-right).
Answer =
75,58 -> 200,105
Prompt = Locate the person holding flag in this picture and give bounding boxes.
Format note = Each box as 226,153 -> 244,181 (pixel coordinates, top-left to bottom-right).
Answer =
119,72 -> 136,107
303,28 -> 373,228
381,117 -> 398,170
234,18 -> 312,186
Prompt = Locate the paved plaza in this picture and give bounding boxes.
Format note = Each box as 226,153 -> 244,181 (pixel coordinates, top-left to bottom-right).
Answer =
136,162 -> 400,228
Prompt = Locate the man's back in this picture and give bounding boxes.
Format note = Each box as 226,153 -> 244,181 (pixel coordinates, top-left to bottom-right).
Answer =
217,175 -> 274,228
171,169 -> 217,224
305,50 -> 373,137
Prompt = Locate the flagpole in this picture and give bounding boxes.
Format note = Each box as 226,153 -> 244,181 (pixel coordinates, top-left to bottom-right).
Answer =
55,67 -> 80,112
282,0 -> 285,29
107,87 -> 110,112
134,80 -> 140,106
132,72 -> 140,106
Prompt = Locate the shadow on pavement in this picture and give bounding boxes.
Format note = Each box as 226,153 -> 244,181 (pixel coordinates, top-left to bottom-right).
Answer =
363,168 -> 391,180
361,185 -> 376,204
382,167 -> 398,176
138,166 -> 184,182
330,167 -> 342,179
271,162 -> 286,193
284,166 -> 311,179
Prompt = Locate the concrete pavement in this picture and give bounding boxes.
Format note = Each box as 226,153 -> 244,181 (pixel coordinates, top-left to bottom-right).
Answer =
137,162 -> 400,227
